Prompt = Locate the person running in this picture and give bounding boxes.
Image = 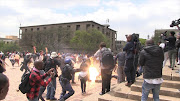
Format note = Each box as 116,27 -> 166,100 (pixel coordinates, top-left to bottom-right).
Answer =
9,53 -> 15,67
14,52 -> 20,66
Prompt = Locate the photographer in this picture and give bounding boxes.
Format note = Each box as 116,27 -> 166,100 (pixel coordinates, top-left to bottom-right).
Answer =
45,52 -> 61,100
123,35 -> 135,87
165,31 -> 176,70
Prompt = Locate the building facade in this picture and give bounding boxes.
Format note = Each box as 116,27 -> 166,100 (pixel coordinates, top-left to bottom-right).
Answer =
6,35 -> 18,41
19,21 -> 117,52
154,29 -> 180,43
0,38 -> 14,44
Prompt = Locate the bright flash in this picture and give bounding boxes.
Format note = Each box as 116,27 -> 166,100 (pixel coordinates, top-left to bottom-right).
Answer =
89,66 -> 99,82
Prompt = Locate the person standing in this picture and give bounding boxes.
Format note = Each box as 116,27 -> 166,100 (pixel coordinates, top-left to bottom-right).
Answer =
123,35 -> 135,87
165,31 -> 176,70
78,63 -> 88,94
115,50 -> 126,83
176,34 -> 180,65
94,42 -> 114,95
45,52 -> 61,100
158,41 -> 169,67
139,39 -> 164,101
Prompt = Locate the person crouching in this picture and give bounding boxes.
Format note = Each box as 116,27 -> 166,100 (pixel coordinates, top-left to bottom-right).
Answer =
59,59 -> 75,101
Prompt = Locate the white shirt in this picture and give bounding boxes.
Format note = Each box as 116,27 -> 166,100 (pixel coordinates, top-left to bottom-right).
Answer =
145,78 -> 163,84
159,43 -> 165,49
79,71 -> 87,78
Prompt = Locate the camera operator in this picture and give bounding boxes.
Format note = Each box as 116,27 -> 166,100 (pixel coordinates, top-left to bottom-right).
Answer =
123,35 -> 135,87
165,31 -> 176,70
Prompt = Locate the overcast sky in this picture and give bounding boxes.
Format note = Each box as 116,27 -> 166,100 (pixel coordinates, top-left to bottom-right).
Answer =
0,0 -> 179,40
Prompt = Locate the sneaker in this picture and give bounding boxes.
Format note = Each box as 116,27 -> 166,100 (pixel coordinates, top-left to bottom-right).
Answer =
99,92 -> 105,95
125,82 -> 132,87
50,98 -> 57,100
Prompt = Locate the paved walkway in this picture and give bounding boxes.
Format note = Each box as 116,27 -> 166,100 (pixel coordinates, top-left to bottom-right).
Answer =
2,58 -> 117,101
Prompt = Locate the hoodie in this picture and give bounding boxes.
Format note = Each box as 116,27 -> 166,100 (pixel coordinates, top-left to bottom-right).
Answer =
139,45 -> 164,79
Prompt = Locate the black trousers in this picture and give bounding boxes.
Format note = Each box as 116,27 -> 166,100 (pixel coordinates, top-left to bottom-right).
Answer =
80,79 -> 87,93
101,69 -> 112,94
124,59 -> 135,83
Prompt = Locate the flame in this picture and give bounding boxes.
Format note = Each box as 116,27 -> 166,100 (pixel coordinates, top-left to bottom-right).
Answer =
88,57 -> 99,82
89,66 -> 99,82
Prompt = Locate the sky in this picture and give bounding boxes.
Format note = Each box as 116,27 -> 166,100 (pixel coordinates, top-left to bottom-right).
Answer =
0,0 -> 179,40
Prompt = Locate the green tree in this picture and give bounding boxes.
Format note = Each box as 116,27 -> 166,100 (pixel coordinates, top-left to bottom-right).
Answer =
139,38 -> 146,45
0,41 -> 20,53
70,29 -> 110,52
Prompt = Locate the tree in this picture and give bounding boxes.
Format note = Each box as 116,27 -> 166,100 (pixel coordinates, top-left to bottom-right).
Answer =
20,27 -> 73,52
70,29 -> 110,52
139,38 -> 146,45
0,41 -> 20,53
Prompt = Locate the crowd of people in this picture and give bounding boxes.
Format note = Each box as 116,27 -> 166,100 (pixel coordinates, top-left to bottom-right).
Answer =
0,31 -> 180,101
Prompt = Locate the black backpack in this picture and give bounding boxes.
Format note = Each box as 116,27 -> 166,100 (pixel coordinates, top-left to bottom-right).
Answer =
19,72 -> 31,94
101,48 -> 115,70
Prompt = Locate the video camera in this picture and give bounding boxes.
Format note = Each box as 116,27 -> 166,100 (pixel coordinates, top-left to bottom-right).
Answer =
131,33 -> 139,42
161,31 -> 167,37
170,18 -> 180,27
125,33 -> 139,42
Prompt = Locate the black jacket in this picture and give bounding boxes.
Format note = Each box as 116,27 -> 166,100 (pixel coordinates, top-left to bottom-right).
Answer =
139,45 -> 164,79
165,36 -> 176,50
44,58 -> 61,75
123,41 -> 134,60
61,64 -> 74,80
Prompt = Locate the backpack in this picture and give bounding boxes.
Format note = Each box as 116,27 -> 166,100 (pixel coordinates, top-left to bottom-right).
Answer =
19,72 -> 31,94
101,48 -> 115,70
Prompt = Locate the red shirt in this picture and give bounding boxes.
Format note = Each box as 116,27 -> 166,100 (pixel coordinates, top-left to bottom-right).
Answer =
26,69 -> 51,100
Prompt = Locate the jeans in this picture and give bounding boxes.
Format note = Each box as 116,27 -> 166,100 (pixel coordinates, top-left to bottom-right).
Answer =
38,86 -> 46,101
46,77 -> 56,99
59,80 -> 74,100
141,80 -> 161,101
163,51 -> 169,67
28,97 -> 38,101
80,79 -> 87,93
168,49 -> 176,69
